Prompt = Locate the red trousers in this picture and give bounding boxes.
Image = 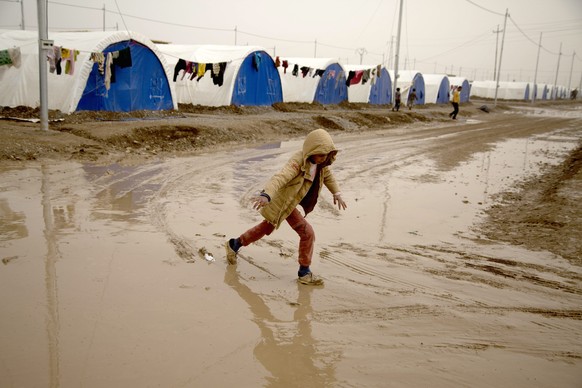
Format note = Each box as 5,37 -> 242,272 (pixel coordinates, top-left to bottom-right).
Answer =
238,208 -> 314,267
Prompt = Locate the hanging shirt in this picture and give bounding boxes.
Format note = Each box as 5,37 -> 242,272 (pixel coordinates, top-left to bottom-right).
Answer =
113,47 -> 132,68
173,59 -> 187,82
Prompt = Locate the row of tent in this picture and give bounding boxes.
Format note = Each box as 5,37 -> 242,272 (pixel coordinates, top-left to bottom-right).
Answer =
0,30 -> 574,114
470,80 -> 572,101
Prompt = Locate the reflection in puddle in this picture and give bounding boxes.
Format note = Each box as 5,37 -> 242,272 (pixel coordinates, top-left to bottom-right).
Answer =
0,198 -> 28,241
224,266 -> 338,386
83,163 -> 163,221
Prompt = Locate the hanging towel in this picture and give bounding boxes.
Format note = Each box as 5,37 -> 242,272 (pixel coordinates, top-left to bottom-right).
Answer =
90,52 -> 105,75
8,47 -> 21,68
252,52 -> 261,70
105,52 -> 113,90
196,63 -> 206,81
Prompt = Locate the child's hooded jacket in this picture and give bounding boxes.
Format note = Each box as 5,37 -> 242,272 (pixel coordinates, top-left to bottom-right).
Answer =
260,128 -> 340,228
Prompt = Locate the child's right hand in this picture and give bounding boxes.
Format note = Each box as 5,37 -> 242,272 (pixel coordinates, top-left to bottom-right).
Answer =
252,195 -> 269,210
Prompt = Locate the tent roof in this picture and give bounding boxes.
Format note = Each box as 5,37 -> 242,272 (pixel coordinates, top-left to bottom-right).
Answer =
158,44 -> 268,65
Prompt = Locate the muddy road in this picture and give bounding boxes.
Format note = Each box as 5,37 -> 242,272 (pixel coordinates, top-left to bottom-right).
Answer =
1,104 -> 581,387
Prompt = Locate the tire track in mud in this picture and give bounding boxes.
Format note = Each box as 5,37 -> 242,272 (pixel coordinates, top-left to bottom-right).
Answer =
146,146 -> 290,267
322,114 -> 582,299
133,111 -> 580,304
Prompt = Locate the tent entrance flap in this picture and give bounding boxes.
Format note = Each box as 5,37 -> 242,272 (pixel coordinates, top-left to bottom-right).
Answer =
231,51 -> 283,106
77,40 -> 174,112
314,63 -> 347,104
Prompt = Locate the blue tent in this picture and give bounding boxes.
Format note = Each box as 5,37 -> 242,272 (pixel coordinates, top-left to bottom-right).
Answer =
78,39 -> 174,111
0,30 -> 176,112
279,58 -> 347,104
231,51 -> 283,106
391,71 -> 425,105
314,63 -> 347,104
343,65 -> 392,104
369,68 -> 392,104
160,45 -> 283,107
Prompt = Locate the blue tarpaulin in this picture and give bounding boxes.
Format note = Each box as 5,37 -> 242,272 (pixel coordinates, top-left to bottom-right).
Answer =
369,68 -> 392,104
77,40 -> 174,112
231,50 -> 283,106
314,63 -> 347,104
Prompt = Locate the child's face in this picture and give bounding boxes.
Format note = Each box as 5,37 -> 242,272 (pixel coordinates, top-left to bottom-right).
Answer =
310,154 -> 328,164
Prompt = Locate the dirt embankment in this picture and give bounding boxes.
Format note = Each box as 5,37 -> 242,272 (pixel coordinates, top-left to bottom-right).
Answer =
0,101 -> 472,163
478,142 -> 582,264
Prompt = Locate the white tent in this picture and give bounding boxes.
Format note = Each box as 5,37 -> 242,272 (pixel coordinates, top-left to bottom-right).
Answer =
278,57 -> 347,104
0,29 -> 177,112
470,80 -> 530,100
539,84 -> 549,100
422,74 -> 450,104
342,64 -> 391,104
158,44 -> 282,106
448,76 -> 470,102
497,81 -> 530,100
469,80 -> 497,99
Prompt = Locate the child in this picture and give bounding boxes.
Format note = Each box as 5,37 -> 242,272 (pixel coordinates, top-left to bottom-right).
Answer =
407,88 -> 417,110
392,87 -> 401,111
225,128 -> 347,285
449,86 -> 462,119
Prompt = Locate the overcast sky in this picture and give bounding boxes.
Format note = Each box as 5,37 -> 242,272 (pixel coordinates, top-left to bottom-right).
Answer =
2,0 -> 581,87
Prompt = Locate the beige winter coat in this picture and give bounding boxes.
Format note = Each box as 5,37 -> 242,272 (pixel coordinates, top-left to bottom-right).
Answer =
260,128 -> 341,228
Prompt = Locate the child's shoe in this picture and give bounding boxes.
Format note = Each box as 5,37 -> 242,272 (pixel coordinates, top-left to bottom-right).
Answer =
297,272 -> 324,286
225,239 -> 238,265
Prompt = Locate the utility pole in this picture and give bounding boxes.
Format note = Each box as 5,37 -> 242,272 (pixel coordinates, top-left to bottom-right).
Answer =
567,50 -> 575,91
20,0 -> 25,29
494,9 -> 508,107
37,0 -> 49,131
314,39 -> 317,58
392,0 -> 404,104
532,32 -> 542,104
493,25 -> 503,81
102,4 -> 106,31
388,36 -> 394,68
355,48 -> 367,65
553,42 -> 562,99
234,26 -> 237,45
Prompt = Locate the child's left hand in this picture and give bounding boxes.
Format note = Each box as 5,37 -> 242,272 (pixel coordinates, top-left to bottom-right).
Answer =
333,193 -> 347,210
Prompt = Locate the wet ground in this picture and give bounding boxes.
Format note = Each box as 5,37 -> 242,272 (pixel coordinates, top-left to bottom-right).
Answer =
1,106 -> 581,387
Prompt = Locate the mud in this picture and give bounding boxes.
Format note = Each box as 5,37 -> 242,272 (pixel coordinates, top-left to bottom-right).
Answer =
0,100 -> 581,387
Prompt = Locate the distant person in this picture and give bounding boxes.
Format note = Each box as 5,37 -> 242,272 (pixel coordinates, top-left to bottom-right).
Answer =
392,88 -> 401,111
449,86 -> 462,120
571,89 -> 578,100
407,88 -> 417,110
225,128 -> 348,286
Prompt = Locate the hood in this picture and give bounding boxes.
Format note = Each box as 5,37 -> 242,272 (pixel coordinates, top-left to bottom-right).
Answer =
302,128 -> 338,166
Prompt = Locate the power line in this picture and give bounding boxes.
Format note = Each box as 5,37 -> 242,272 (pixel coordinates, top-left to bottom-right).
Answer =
463,0 -> 505,17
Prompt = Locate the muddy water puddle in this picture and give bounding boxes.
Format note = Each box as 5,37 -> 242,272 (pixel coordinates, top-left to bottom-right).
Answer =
1,122 -> 581,387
